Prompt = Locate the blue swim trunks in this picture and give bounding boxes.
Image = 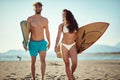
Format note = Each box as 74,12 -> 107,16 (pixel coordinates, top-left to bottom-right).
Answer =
28,39 -> 47,56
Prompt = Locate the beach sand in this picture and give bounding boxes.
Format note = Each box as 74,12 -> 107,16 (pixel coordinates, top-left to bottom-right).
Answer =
0,60 -> 120,80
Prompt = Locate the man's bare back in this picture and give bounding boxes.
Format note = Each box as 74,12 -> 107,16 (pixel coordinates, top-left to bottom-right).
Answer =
28,15 -> 48,41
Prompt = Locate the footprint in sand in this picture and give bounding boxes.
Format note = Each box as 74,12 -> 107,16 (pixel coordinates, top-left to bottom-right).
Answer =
83,79 -> 91,80
74,75 -> 79,80
23,73 -> 40,80
57,75 -> 79,80
4,78 -> 16,80
24,74 -> 31,79
49,62 -> 61,66
57,75 -> 66,80
46,74 -> 57,80
10,73 -> 16,75
4,73 -> 17,80
85,72 -> 90,74
96,79 -> 102,80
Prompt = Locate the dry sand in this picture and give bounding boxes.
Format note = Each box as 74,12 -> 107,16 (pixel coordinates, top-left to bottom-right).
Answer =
0,60 -> 120,80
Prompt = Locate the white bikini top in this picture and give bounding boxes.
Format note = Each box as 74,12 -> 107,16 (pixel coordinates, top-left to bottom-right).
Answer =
63,25 -> 77,33
63,25 -> 69,33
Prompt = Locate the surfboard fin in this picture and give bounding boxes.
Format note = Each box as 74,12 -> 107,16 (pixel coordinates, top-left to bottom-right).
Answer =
82,30 -> 86,39
77,39 -> 86,53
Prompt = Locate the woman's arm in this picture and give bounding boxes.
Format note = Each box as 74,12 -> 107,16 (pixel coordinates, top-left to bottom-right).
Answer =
54,23 -> 63,52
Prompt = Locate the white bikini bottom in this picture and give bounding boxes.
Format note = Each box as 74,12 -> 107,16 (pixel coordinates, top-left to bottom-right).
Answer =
60,42 -> 76,50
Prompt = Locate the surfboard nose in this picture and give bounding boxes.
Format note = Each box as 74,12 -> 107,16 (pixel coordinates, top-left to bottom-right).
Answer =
76,22 -> 110,54
96,22 -> 110,28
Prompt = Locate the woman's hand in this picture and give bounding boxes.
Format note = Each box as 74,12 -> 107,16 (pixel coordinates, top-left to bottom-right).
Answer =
54,45 -> 57,53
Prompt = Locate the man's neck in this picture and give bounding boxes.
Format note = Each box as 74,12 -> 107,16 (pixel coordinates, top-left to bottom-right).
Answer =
35,13 -> 41,17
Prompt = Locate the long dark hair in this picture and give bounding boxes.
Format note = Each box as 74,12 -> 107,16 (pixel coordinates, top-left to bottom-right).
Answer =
63,9 -> 78,33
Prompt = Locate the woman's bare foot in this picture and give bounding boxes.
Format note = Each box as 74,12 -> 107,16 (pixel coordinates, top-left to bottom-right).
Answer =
72,75 -> 75,80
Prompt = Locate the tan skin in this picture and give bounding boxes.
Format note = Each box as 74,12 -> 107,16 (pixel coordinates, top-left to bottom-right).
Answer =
55,11 -> 77,80
23,4 -> 50,80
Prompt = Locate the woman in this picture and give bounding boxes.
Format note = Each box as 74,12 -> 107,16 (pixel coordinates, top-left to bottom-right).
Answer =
55,9 -> 78,80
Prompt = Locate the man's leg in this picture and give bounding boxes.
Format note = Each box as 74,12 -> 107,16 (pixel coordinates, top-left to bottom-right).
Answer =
31,56 -> 36,80
39,52 -> 46,80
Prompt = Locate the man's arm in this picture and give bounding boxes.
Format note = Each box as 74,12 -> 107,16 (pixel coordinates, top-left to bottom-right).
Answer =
45,19 -> 50,49
26,17 -> 31,43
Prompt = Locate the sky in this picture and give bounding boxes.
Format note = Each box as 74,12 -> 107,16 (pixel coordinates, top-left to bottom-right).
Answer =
0,0 -> 120,53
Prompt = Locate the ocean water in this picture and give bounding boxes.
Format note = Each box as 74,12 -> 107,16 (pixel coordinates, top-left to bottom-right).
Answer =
0,51 -> 120,61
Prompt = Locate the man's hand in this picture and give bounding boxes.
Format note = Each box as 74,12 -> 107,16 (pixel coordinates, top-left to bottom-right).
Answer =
22,41 -> 27,51
47,43 -> 50,50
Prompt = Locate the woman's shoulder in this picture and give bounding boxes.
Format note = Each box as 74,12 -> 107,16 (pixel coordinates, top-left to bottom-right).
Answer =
58,23 -> 64,30
59,23 -> 64,27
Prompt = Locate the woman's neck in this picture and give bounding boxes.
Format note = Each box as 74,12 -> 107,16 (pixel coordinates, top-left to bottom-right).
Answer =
64,22 -> 69,27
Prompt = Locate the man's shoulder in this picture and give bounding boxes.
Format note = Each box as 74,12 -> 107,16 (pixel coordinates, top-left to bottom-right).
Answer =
42,16 -> 48,22
27,16 -> 34,22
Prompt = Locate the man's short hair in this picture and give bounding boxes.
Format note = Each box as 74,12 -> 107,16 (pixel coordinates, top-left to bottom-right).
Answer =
33,2 -> 43,7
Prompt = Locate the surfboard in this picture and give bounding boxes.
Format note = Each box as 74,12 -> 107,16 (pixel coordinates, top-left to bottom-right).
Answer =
56,22 -> 109,58
20,20 -> 29,50
56,45 -> 62,58
76,22 -> 109,54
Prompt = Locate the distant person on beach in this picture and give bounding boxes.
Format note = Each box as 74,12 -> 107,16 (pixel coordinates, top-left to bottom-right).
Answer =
55,9 -> 78,80
17,56 -> 21,61
22,2 -> 50,80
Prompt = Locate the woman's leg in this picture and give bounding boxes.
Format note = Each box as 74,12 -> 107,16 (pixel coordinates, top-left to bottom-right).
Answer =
69,45 -> 78,79
62,45 -> 72,80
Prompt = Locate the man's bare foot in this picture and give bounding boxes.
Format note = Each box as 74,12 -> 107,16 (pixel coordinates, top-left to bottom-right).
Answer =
42,77 -> 44,80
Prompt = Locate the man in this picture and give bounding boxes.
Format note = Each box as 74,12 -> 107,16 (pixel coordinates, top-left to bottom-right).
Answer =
23,2 -> 50,80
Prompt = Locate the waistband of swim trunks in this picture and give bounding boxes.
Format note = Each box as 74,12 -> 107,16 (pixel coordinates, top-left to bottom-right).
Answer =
30,39 -> 45,42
